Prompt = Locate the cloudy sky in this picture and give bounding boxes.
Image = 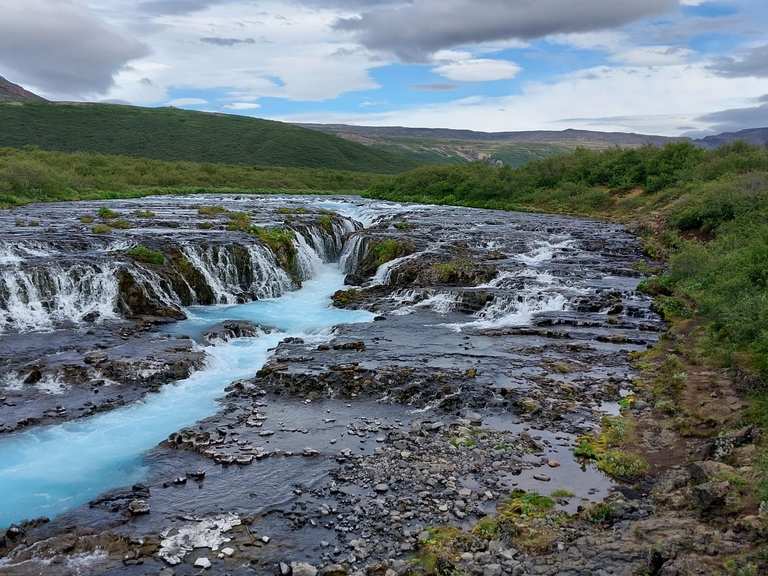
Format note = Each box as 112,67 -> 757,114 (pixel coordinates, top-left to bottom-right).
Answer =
2,0 -> 768,135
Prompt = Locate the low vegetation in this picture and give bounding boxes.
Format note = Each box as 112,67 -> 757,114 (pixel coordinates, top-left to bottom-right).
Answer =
370,238 -> 414,267
0,146 -> 387,208
126,244 -> 165,266
574,415 -> 649,480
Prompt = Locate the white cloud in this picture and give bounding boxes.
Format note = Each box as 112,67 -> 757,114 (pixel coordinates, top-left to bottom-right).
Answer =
612,46 -> 693,66
223,102 -> 262,110
98,1 -> 386,105
434,58 -> 521,82
274,63 -> 768,135
166,97 -> 208,106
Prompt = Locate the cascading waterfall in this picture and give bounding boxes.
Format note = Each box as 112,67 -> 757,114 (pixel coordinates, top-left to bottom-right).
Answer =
339,234 -> 366,274
389,288 -> 460,316
0,220 -> 350,333
181,245 -> 241,305
293,232 -> 324,280
371,251 -> 423,286
128,265 -> 184,309
246,244 -> 292,299
0,263 -> 120,333
446,291 -> 568,331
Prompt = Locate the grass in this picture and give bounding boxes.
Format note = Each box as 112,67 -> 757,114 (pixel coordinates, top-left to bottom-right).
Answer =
370,238 -> 414,267
0,147 -> 388,208
318,213 -> 334,233
126,245 -> 165,266
574,416 -> 649,481
431,259 -> 483,284
0,102 -> 418,173
198,205 -> 228,216
92,224 -> 111,234
97,207 -> 119,219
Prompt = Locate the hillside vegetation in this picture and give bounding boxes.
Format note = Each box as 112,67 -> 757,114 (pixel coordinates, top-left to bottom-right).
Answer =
0,102 -> 417,173
0,147 -> 386,207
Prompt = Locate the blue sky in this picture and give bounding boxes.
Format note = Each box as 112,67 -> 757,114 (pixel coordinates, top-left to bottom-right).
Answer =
2,0 -> 768,135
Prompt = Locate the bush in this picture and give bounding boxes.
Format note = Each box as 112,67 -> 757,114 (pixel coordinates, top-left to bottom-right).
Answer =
126,244 -> 165,265
98,207 -> 119,219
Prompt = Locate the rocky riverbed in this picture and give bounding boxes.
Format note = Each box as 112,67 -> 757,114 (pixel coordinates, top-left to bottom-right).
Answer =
0,195 -> 691,575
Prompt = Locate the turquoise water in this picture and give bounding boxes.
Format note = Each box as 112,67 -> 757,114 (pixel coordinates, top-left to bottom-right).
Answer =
0,264 -> 372,527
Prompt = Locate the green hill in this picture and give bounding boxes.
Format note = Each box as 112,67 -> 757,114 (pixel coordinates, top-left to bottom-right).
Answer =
0,102 -> 418,174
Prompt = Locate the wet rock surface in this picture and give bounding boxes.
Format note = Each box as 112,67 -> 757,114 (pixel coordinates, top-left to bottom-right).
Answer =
0,195 -> 708,576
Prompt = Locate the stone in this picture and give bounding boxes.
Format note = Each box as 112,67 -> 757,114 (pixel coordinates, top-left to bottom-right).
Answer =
291,562 -> 319,576
221,547 -> 235,557
194,557 -> 212,569
483,563 -> 502,576
374,483 -> 389,493
693,480 -> 731,513
320,564 -> 348,576
688,461 -> 736,484
127,499 -> 150,515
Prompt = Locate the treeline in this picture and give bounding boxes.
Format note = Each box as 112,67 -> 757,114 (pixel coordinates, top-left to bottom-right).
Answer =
0,147 -> 387,206
368,142 -> 768,380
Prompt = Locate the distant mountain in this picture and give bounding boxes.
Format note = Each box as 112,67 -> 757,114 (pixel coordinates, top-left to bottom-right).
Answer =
296,124 -> 686,167
0,102 -> 418,173
299,124 -> 680,147
697,127 -> 768,149
0,75 -> 46,102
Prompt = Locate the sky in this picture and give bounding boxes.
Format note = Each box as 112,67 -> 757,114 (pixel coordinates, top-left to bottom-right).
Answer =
1,0 -> 768,136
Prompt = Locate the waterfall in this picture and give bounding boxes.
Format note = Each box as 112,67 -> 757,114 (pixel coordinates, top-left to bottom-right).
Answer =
246,244 -> 292,299
0,263 -> 120,333
445,292 -> 568,331
389,289 -> 460,316
128,265 -> 183,309
181,245 -> 240,305
0,241 -> 57,265
293,233 -> 324,280
339,234 -> 365,274
371,251 -> 422,286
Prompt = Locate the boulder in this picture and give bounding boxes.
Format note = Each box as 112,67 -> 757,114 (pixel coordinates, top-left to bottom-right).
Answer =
203,320 -> 271,344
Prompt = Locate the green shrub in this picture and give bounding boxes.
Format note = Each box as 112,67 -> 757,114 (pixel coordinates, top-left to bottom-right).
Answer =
226,211 -> 251,232
97,207 -> 119,219
198,205 -> 228,216
92,223 -> 111,234
371,238 -> 412,266
126,244 -> 165,265
109,219 -> 134,229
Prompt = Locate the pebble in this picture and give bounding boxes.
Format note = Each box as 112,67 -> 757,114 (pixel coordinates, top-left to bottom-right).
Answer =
194,557 -> 211,569
221,547 -> 234,557
127,499 -> 150,515
533,473 -> 551,482
374,483 -> 389,493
